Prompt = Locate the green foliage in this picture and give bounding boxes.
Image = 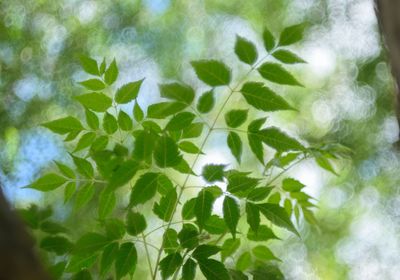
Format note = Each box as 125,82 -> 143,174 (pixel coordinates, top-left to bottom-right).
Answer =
24,25 -> 350,280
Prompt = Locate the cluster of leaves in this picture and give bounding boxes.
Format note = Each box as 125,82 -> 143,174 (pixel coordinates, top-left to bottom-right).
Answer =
20,24 -> 348,279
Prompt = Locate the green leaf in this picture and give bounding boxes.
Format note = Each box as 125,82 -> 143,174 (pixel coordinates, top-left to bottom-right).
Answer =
55,161 -> 75,178
159,253 -> 183,279
248,118 -> 266,164
247,187 -> 272,202
65,254 -> 98,273
115,242 -> 137,279
166,112 -> 196,131
129,172 -> 159,206
251,264 -> 284,280
104,58 -> 118,85
257,203 -> 299,236
204,215 -> 227,234
197,90 -> 215,113
156,174 -> 174,196
115,79 -> 144,104
229,269 -> 249,280
26,173 -> 66,192
282,178 -> 305,192
64,131 -> 80,142
227,132 -> 242,163
126,211 -> 147,236
154,135 -> 182,168
105,219 -> 126,240
134,102 -> 144,121
182,198 -> 196,220
182,122 -> 204,138
79,79 -> 106,90
191,60 -> 231,87
72,269 -> 92,280
74,132 -> 96,152
42,116 -> 83,135
195,189 -> 215,230
75,92 -> 112,112
262,28 -> 276,52
98,189 -> 116,220
64,182 -> 76,203
236,252 -> 251,271
192,245 -> 221,260
103,112 -> 118,134
147,101 -> 187,119
74,184 -> 95,210
315,154 -> 338,175
234,36 -> 258,65
221,238 -> 240,261
247,225 -> 279,241
163,229 -> 179,254
179,141 -> 203,154
178,224 -> 199,250
108,160 -> 139,190
85,109 -> 99,129
279,23 -> 305,46
257,127 -> 305,152
49,261 -> 66,279
202,164 -> 226,183
40,236 -> 72,255
258,62 -> 303,86
79,55 -> 99,76
100,242 -> 119,276
272,49 -> 306,64
73,232 -> 110,256
223,196 -> 240,238
90,136 -> 108,152
72,156 -> 94,178
117,111 -> 133,131
227,173 -> 259,197
160,82 -> 195,104
182,258 -> 197,280
173,158 -> 195,175
246,202 -> 260,232
133,130 -> 157,161
225,109 -> 248,128
198,258 -> 230,280
252,245 -> 280,261
240,82 -> 294,111
153,189 -> 177,222
40,221 -> 68,234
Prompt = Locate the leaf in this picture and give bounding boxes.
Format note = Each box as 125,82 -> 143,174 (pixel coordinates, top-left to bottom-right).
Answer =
74,132 -> 96,152
126,211 -> 147,236
251,264 -> 284,280
195,189 -> 215,230
182,258 -> 197,280
159,253 -> 183,279
182,198 -> 196,220
26,173 -> 66,192
90,136 -> 108,152
179,141 -> 203,154
115,242 -> 137,279
64,182 -> 76,203
257,127 -> 305,152
160,82 -> 195,104
153,189 -> 177,222
197,90 -> 215,113
182,123 -> 203,138
79,79 -> 106,90
163,229 -> 179,254
55,161 -> 75,178
108,160 -> 139,190
72,156 -> 94,178
147,102 -> 187,119
258,62 -> 303,86
198,258 -> 230,280
133,130 -> 157,161
85,109 -> 99,129
99,58 -> 106,74
221,238 -> 240,261
79,55 -> 99,76
73,233 -> 110,256
225,109 -> 248,128
72,269 -> 92,280
262,28 -> 276,52
248,118 -> 266,163
42,116 -> 83,135
129,172 -> 159,206
223,196 -> 240,238
252,245 -> 281,261
282,178 -> 305,192
154,135 -> 182,168
40,236 -> 72,255
115,79 -> 144,104
272,49 -> 306,64
134,102 -> 144,121
247,225 -> 279,241
234,36 -> 258,65
240,82 -> 294,111
192,245 -> 221,260
104,58 -> 118,85
105,219 -> 126,240
65,254 -> 98,273
227,173 -> 259,197
236,252 -> 251,271
191,60 -> 231,87
279,23 -> 305,46
229,269 -> 249,280
156,174 -> 174,196
247,187 -> 272,202
166,112 -> 196,131
178,224 -> 199,250
202,164 -> 226,183
49,261 -> 66,279
100,242 -> 119,276
103,112 -> 118,134
315,154 -> 338,175
40,221 -> 68,234
246,202 -> 260,232
204,215 -> 226,234
227,132 -> 242,163
75,92 -> 112,112
98,189 -> 116,220
117,111 -> 133,131
257,203 -> 299,236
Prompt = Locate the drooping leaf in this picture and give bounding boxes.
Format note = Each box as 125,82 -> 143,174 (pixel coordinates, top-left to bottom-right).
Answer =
234,36 -> 258,65
229,269 -> 249,280
202,164 -> 226,183
195,189 -> 215,230
126,211 -> 147,236
197,90 -> 215,113
72,156 -> 94,178
98,189 -> 116,220
75,92 -> 112,112
49,261 -> 67,279
240,82 -> 294,111
166,112 -> 196,131
258,62 -> 303,86
204,215 -> 227,234
103,112 -> 118,134
246,202 -> 260,232
279,23 -> 305,46
251,264 -> 284,280
252,245 -> 281,261
26,173 -> 66,192
178,224 -> 199,250
105,219 -> 126,240
154,136 -> 182,168
159,253 -> 183,279
192,245 -> 221,260
221,238 -> 240,261
79,79 -> 106,90
134,102 -> 144,122
108,160 -> 139,190
198,258 -> 230,280
99,58 -> 106,74
55,161 -> 75,178
236,252 -> 252,271
262,28 -> 276,52
227,132 -> 242,163
74,183 -> 95,210
115,79 -> 144,104
64,182 -> 76,203
115,242 -> 137,279
182,198 -> 196,220
272,49 -> 306,64
153,189 -> 177,222
160,82 -> 195,104
40,236 -> 72,255
247,225 -> 279,241
72,233 -> 110,256
85,109 -> 99,129
74,132 -> 96,152
104,58 -> 118,85
191,60 -> 231,87
147,102 -> 187,119
42,116 -> 83,135
182,258 -> 197,280
223,196 -> 240,238
79,55 -> 99,76
179,141 -> 203,154
257,127 -> 305,152
163,229 -> 179,254
129,172 -> 159,206
247,187 -> 272,202
100,242 -> 119,276
282,178 -> 305,192
257,203 -> 299,236
133,130 -> 157,161
118,111 -> 133,131
247,118 -> 266,164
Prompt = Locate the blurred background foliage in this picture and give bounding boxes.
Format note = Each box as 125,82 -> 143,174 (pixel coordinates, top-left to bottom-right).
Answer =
1,0 -> 399,279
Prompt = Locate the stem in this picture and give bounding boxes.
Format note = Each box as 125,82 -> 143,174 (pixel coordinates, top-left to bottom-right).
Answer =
141,231 -> 154,279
